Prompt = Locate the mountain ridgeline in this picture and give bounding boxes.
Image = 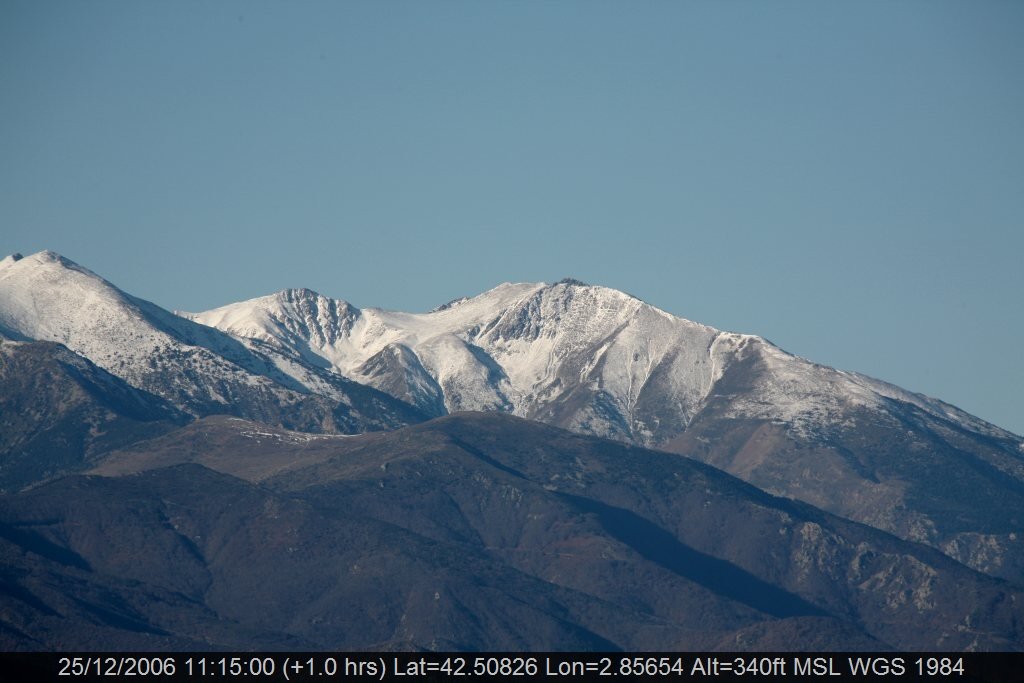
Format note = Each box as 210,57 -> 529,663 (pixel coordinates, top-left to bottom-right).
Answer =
183,264 -> 1024,582
1,249 -> 1023,651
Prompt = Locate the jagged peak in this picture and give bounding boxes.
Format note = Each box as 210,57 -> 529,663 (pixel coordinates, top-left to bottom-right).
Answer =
187,286 -> 362,346
196,287 -> 358,315
271,287 -> 359,314
276,287 -> 324,301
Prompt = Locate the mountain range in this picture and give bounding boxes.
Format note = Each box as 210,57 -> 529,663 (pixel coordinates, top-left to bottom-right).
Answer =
1,249 -> 1022,651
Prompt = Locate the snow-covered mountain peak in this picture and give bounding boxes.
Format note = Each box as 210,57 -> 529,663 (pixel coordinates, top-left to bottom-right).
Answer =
8,249 -> 1024,568
0,250 -> 423,430
186,278 -> 730,439
35,249 -> 64,261
184,287 -> 365,367
0,252 -> 24,268
18,249 -> 99,276
0,250 -> 316,414
185,275 -> 1022,447
0,250 -> 138,341
273,287 -> 350,307
543,277 -> 641,304
11,251 -> 1012,448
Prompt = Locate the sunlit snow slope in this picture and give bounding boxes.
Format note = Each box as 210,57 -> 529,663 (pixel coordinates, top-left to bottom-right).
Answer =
187,278 -> 1018,447
0,251 -> 422,433
5,250 -> 1024,580
187,273 -> 1024,580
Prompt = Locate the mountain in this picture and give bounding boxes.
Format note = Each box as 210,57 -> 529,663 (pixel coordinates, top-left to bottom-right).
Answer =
0,339 -> 184,492
3,413 -> 1019,651
3,249 -> 1023,651
0,251 -> 425,436
188,277 -> 1024,581
185,280 -> 720,436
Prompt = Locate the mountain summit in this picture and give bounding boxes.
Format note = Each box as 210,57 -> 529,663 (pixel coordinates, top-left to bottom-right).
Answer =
3,249 -> 1024,651
186,266 -> 1024,581
187,279 -> 711,429
3,250 -> 1024,582
0,251 -> 423,436
190,276 -> 1015,444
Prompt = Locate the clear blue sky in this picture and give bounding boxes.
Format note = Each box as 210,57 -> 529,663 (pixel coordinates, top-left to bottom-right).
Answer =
3,1 -> 1022,434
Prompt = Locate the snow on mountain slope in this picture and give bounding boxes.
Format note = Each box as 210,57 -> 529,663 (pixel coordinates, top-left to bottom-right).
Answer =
188,277 -> 1022,450
707,331 -> 1020,445
0,251 -> 421,432
185,273 -> 1024,583
0,338 -> 185,491
6,250 -> 1024,580
188,281 -> 724,441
